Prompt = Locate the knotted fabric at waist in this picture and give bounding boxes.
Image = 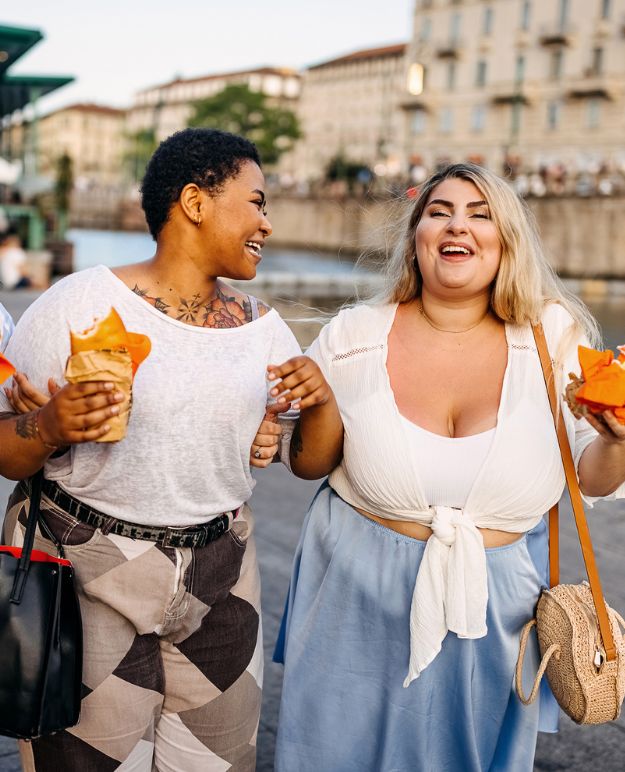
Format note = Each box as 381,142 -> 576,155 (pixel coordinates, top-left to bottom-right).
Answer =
403,505 -> 488,687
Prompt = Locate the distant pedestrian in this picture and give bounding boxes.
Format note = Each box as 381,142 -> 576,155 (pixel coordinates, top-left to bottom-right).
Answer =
256,162 -> 625,771
0,127 -> 328,772
0,226 -> 32,289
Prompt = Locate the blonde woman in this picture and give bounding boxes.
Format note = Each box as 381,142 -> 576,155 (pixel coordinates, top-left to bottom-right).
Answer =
259,163 -> 625,771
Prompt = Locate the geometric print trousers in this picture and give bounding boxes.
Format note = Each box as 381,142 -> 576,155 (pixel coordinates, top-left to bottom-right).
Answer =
2,482 -> 262,772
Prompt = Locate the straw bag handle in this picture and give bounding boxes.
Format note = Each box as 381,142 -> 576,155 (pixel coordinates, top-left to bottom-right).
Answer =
532,323 -> 616,661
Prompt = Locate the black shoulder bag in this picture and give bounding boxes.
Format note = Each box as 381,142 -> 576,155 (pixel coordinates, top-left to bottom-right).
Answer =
0,470 -> 82,738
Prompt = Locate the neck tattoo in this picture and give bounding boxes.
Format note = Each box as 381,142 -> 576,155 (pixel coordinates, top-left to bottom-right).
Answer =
418,303 -> 490,334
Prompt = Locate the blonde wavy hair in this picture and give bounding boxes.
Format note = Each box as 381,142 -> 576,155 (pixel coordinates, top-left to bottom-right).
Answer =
371,162 -> 600,346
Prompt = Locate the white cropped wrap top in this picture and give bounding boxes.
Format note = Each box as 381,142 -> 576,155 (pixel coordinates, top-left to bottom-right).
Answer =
307,302 -> 625,685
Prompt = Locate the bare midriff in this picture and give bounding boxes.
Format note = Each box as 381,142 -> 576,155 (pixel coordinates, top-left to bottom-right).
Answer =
355,507 -> 523,548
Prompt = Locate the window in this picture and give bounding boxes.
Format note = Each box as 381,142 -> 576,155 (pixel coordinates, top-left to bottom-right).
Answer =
476,60 -> 487,88
440,107 -> 454,133
411,109 -> 427,135
515,55 -> 526,85
550,49 -> 564,80
591,47 -> 604,76
586,99 -> 601,129
450,13 -> 462,42
471,104 -> 487,132
601,0 -> 611,18
520,1 -> 531,30
546,100 -> 561,130
447,62 -> 456,91
407,63 -> 425,95
483,7 -> 493,36
420,18 -> 432,42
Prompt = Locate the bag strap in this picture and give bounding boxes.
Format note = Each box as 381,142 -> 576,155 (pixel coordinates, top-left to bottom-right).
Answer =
532,322 -> 616,661
9,468 -> 44,604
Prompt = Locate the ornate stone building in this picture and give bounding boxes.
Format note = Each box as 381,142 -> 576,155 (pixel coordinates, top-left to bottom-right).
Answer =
126,67 -> 301,143
291,44 -> 408,182
402,0 -> 625,177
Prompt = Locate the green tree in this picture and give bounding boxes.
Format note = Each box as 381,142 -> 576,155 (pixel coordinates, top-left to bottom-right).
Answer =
188,84 -> 301,166
125,128 -> 158,184
54,153 -> 74,238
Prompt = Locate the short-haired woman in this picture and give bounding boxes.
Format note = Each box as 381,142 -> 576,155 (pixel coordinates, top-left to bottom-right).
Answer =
0,128 -> 338,771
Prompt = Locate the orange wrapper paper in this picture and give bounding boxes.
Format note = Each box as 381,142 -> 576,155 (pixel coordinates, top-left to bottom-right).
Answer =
0,353 -> 16,385
65,308 -> 151,442
568,345 -> 625,425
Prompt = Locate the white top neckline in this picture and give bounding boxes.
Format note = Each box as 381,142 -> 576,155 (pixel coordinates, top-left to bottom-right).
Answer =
399,416 -> 497,441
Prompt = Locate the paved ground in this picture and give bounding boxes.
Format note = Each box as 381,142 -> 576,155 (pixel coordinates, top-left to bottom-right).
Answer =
0,290 -> 624,769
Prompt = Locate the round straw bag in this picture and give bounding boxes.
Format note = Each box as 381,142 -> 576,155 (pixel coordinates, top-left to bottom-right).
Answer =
517,583 -> 625,724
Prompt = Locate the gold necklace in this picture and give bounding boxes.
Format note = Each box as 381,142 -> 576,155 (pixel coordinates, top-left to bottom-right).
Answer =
418,303 -> 489,334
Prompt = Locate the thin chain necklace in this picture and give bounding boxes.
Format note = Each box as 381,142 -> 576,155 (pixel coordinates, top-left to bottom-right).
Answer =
418,302 -> 490,334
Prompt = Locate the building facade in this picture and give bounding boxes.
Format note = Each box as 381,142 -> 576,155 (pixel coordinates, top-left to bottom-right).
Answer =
34,103 -> 126,188
126,67 -> 301,143
291,44 -> 408,182
403,0 -> 625,178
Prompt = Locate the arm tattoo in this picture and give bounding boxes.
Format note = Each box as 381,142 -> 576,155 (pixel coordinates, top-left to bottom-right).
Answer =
291,421 -> 304,459
15,413 -> 38,441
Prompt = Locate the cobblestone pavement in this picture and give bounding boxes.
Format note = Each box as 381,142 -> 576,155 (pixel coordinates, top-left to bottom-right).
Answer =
0,290 -> 623,769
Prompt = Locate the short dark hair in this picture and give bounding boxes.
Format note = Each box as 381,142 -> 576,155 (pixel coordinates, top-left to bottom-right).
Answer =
141,128 -> 261,239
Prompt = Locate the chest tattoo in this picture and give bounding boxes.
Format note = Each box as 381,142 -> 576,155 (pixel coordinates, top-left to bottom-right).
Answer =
131,285 -> 267,328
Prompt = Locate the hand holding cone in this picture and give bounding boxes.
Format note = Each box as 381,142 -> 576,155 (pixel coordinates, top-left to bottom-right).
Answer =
66,309 -> 151,442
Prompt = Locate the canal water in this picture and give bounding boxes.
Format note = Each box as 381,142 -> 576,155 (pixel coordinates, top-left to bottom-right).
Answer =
67,228 -> 366,276
67,229 -> 622,347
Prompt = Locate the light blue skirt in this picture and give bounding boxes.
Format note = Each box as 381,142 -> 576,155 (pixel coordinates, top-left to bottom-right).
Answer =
274,483 -> 559,772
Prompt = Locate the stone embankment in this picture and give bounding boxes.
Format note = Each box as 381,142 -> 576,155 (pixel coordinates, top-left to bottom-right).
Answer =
84,194 -> 625,282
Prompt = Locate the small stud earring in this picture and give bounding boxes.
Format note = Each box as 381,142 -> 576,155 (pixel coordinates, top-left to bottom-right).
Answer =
196,218 -> 202,228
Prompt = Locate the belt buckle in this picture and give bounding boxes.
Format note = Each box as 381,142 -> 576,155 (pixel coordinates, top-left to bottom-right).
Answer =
162,527 -> 184,548
162,526 -> 201,549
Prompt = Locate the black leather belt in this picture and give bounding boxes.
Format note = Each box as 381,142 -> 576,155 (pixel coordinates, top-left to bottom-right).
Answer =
39,479 -> 238,549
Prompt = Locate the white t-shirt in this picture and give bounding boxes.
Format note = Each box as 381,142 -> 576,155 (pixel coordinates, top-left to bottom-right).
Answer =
0,265 -> 301,525
0,246 -> 26,289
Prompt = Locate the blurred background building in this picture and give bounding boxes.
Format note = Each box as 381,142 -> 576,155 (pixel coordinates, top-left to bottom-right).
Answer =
127,66 -> 301,143
290,44 -> 407,184
403,0 -> 625,195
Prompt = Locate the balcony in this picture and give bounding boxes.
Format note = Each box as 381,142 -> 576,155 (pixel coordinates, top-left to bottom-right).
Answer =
567,73 -> 620,100
538,22 -> 576,46
399,93 -> 434,111
435,39 -> 462,59
490,83 -> 535,106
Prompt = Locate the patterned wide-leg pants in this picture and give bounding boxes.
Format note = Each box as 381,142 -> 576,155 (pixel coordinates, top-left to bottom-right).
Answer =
2,483 -> 262,772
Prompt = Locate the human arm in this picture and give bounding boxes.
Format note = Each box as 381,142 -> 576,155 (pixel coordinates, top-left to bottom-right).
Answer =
267,356 -> 343,479
0,381 -> 125,479
577,411 -> 625,497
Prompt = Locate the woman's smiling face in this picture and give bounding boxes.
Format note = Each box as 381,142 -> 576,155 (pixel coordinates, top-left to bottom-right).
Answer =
201,160 -> 273,280
414,177 -> 502,298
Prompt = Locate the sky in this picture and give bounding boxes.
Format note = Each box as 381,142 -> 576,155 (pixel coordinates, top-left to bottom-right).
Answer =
4,1 -> 414,114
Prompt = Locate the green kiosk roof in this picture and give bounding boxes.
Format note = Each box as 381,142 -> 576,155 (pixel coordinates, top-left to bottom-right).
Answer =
0,23 -> 74,118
